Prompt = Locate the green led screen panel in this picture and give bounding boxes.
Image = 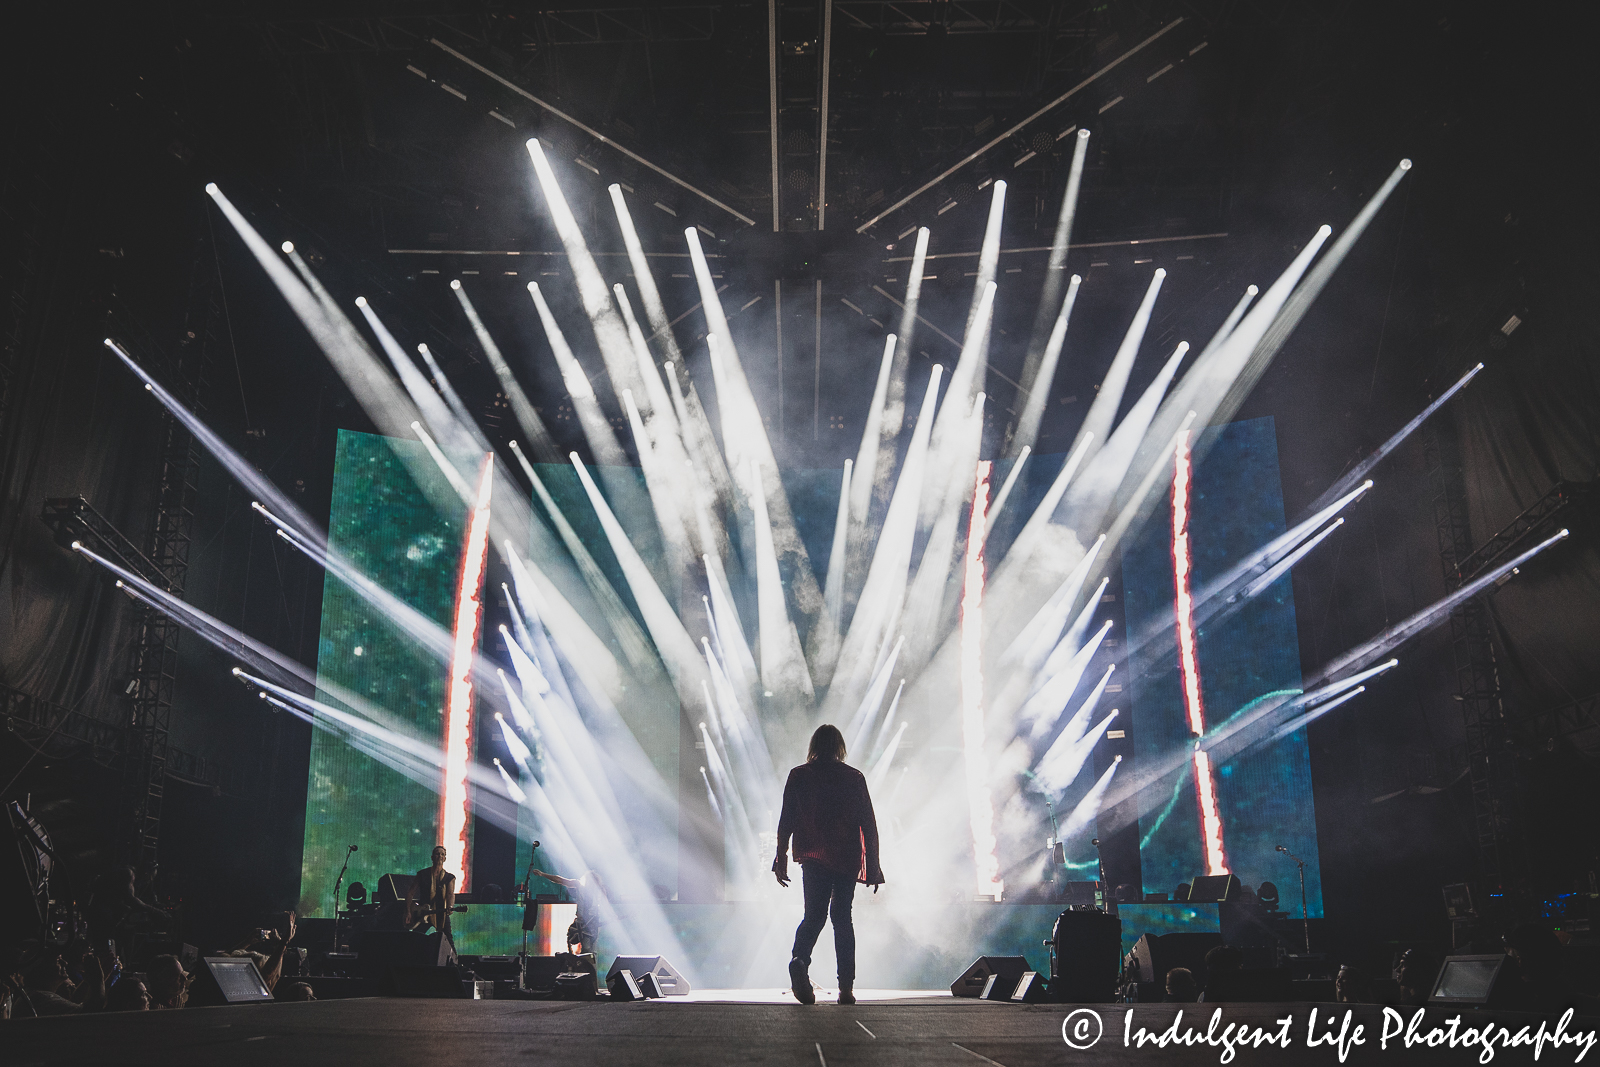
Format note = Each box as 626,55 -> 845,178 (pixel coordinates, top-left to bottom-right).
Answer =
300,430 -> 680,917
299,431 -> 468,917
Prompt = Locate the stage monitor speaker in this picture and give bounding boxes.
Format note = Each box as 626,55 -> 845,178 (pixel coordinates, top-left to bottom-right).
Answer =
606,954 -> 690,996
524,952 -> 594,992
1129,932 -> 1225,985
608,969 -> 642,1001
374,873 -> 415,904
522,892 -> 561,933
1050,910 -> 1122,1003
555,971 -> 598,1000
1012,971 -> 1050,1003
636,972 -> 663,999
951,956 -> 1030,999
1189,874 -> 1240,902
188,957 -> 274,1006
390,964 -> 468,998
470,955 -> 522,980
1428,955 -> 1507,1007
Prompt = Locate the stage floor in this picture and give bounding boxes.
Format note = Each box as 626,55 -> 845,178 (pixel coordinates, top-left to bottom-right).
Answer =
3,995 -> 1589,1065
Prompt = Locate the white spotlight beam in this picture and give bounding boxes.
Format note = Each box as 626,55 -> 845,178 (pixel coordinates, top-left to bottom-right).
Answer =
687,231 -> 824,633
416,343 -> 493,452
608,185 -> 685,365
745,457 -> 816,699
984,446 -> 1030,544
1004,537 -> 1105,670
904,395 -> 986,665
827,365 -> 943,713
1269,686 -> 1367,743
1000,431 -> 1094,574
1008,274 -> 1081,458
1068,268 -> 1166,465
525,139 -> 645,405
433,38 -> 755,226
210,191 -> 613,712
1017,128 -> 1090,406
965,180 -> 1007,334
1218,160 -> 1414,424
880,228 -> 930,444
1112,229 -> 1332,553
355,297 -> 465,447
1303,362 -> 1482,516
1310,528 -> 1568,685
1059,755 -> 1121,839
206,185 -> 422,457
506,440 -> 655,670
106,339 -> 322,549
410,421 -> 474,503
1062,338 -> 1189,532
853,17 -> 1184,233
451,279 -> 561,462
568,454 -> 707,692
622,389 -> 690,591
816,460 -> 854,682
525,282 -> 627,468
850,335 -> 897,524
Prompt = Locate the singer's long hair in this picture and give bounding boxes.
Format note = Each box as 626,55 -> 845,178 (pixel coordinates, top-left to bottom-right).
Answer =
807,725 -> 847,763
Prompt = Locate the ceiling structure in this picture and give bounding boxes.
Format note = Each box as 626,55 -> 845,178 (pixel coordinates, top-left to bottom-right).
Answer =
233,1 -> 1282,466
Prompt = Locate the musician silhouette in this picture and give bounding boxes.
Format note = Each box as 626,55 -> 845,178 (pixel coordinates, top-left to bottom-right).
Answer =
773,724 -> 884,1005
406,845 -> 458,941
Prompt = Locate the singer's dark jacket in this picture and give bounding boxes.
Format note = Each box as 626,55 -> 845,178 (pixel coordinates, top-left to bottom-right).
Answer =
775,759 -> 884,884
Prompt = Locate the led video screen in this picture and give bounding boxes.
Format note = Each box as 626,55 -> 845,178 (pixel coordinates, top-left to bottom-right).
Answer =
1121,416 -> 1324,916
302,417 -> 1321,940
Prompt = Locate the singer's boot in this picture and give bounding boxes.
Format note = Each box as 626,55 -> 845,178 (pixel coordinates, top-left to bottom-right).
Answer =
789,957 -> 815,1005
837,983 -> 855,1005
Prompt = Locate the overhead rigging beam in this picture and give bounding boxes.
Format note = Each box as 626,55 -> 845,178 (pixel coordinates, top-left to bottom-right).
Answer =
430,37 -> 757,227
768,0 -> 781,232
817,0 -> 834,230
853,17 -> 1185,234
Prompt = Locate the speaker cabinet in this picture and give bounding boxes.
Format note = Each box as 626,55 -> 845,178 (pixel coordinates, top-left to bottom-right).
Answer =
1012,971 -> 1050,1003
1050,911 -> 1123,1003
608,969 -> 643,1001
187,957 -> 274,1006
951,956 -> 1030,999
555,971 -> 598,1000
606,955 -> 691,996
1129,931 -> 1225,985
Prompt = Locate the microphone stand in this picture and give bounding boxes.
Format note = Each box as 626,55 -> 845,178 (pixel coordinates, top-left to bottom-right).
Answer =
1090,838 -> 1106,911
330,846 -> 355,952
518,842 -> 541,990
1282,848 -> 1311,955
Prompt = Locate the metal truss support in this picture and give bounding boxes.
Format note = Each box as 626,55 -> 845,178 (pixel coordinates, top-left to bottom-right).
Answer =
1425,425 -> 1519,888
0,679 -> 248,796
113,239 -> 214,871
42,496 -> 174,591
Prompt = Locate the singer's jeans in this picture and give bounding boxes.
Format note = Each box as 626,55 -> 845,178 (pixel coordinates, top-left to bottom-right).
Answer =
791,862 -> 857,984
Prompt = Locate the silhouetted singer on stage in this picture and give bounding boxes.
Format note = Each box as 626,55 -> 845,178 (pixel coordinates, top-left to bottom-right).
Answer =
407,845 -> 457,937
773,724 -> 884,1005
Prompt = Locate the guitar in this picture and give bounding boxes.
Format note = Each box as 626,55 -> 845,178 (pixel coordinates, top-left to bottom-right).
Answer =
408,904 -> 467,932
